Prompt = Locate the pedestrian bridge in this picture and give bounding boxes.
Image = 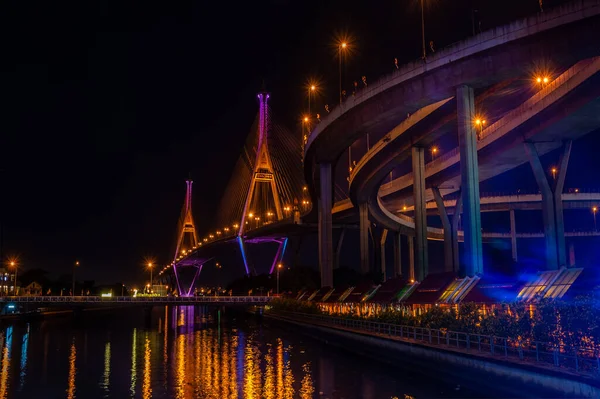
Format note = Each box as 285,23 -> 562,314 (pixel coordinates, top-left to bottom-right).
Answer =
1,295 -> 273,306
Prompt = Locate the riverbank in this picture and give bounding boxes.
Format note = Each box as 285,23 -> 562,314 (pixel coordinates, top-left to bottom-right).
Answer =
266,311 -> 600,398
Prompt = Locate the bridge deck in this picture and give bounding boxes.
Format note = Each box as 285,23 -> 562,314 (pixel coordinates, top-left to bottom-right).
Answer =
1,296 -> 273,305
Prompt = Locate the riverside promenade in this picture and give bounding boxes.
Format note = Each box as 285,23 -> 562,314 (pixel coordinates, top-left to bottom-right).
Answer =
267,311 -> 600,398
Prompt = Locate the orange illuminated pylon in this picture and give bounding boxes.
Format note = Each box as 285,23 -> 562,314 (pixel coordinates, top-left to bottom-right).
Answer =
174,180 -> 199,262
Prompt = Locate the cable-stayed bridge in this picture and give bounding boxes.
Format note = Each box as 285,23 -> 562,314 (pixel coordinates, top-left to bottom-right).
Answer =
159,1 -> 600,295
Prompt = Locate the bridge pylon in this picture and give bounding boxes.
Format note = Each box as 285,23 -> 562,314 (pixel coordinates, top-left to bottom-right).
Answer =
236,91 -> 287,276
174,179 -> 199,262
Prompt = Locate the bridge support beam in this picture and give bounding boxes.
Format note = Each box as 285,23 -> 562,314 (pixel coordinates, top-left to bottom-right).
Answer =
432,187 -> 454,272
318,163 -> 334,287
358,203 -> 370,275
510,209 -> 518,263
335,229 -> 346,269
379,229 -> 388,281
412,147 -> 428,281
393,232 -> 402,278
457,85 -> 483,277
524,140 -> 571,269
407,235 -> 415,282
452,191 -> 463,271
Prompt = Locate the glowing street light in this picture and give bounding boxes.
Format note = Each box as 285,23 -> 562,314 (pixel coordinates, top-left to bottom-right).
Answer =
430,146 -> 438,161
72,261 -> 80,297
307,82 -> 317,116
339,41 -> 348,105
147,262 -> 153,292
9,261 -> 17,296
474,118 -> 486,139
593,206 -> 598,231
536,75 -> 550,87
276,263 -> 283,295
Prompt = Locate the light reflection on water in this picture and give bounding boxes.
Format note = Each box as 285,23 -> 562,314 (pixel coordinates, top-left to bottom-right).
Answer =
0,306 -> 513,398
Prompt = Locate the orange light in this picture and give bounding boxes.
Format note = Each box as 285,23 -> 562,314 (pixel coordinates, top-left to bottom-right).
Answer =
303,116 -> 309,123
341,42 -> 347,49
310,85 -> 316,91
475,119 -> 481,125
431,147 -> 438,153
536,77 -> 542,83
543,77 -> 549,83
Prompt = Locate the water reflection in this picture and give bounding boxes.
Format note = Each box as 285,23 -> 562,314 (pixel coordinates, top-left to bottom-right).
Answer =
143,333 -> 152,399
19,325 -> 28,391
0,327 -> 12,399
130,328 -> 137,397
66,337 -> 76,399
101,341 -> 110,394
0,306 -> 512,398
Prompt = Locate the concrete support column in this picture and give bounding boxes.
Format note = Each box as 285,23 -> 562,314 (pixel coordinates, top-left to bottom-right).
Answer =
457,85 -> 483,276
358,202 -> 370,275
393,232 -> 402,278
525,141 -> 571,269
318,163 -> 333,287
432,187 -> 453,272
407,235 -> 415,282
411,146 -> 428,281
509,209 -> 518,263
334,229 -> 346,269
380,229 -> 388,281
452,192 -> 463,271
554,141 -> 572,268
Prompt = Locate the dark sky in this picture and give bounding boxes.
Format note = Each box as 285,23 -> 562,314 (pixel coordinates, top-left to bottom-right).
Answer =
0,0 -> 589,285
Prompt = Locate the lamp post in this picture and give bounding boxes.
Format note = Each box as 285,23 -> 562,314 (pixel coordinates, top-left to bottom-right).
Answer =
431,146 -> 438,161
339,42 -> 347,105
147,262 -> 153,293
121,284 -> 125,297
72,261 -> 79,297
10,261 -> 17,296
593,206 -> 598,231
308,84 -> 316,117
276,263 -> 283,295
551,167 -> 557,181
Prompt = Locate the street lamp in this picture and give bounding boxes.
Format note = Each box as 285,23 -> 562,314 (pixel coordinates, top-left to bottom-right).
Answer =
308,83 -> 317,117
147,262 -> 153,292
551,167 -> 557,181
431,146 -> 438,161
475,118 -> 486,140
339,41 -> 348,105
593,206 -> 598,231
72,261 -> 79,297
9,261 -> 17,296
276,263 -> 283,295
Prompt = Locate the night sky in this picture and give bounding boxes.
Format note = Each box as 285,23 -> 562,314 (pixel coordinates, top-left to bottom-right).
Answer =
1,0 -> 595,285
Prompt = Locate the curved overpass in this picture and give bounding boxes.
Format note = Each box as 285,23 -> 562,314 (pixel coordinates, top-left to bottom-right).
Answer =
304,0 -> 600,286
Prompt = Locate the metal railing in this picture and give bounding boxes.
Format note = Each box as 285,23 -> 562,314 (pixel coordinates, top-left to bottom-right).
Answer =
0,295 -> 273,304
272,311 -> 600,376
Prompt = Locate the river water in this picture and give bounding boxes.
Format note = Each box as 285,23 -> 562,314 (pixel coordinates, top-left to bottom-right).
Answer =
0,306 -> 561,398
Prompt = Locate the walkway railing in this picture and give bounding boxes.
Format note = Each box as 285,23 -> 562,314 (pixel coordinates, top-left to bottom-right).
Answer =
0,295 -> 273,304
272,311 -> 600,376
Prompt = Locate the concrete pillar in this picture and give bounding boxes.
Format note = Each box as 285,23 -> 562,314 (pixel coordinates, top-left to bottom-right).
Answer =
525,142 -> 557,269
432,187 -> 453,272
318,163 -> 333,287
334,229 -> 346,269
380,229 -> 388,281
407,235 -> 415,282
457,85 -> 483,276
554,141 -> 572,268
509,209 -> 518,263
393,232 -> 402,278
358,202 -> 370,275
452,192 -> 463,272
411,147 -> 428,281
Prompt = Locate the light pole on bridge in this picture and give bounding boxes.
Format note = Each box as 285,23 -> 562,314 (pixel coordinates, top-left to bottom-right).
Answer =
148,262 -> 153,293
593,206 -> 598,231
276,263 -> 283,295
72,261 -> 79,297
10,261 -> 17,296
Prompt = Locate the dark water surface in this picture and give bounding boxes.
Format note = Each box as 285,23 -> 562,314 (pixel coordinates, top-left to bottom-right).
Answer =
0,306 -> 562,398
